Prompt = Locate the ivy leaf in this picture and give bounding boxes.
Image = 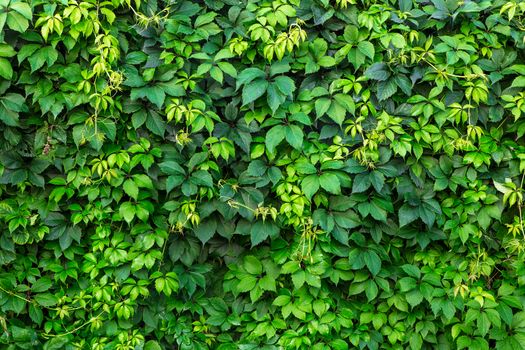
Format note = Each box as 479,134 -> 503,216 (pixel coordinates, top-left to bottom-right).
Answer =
285,125 -> 303,149
237,276 -> 257,292
250,220 -> 279,246
267,83 -> 286,112
34,294 -> 58,307
364,63 -> 390,81
194,219 -> 217,244
123,179 -> 139,200
119,202 -> 136,224
320,172 -> 341,194
358,41 -> 375,59
273,76 -> 295,96
146,110 -> 166,136
406,290 -> 424,307
6,11 -> 29,32
144,340 -> 162,350
302,175 -> 320,199
0,58 -> 12,79
326,100 -> 346,126
244,256 -> 263,275
247,160 -> 267,177
377,79 -> 398,101
145,86 -> 166,108
399,204 -> 418,227
217,61 -> 237,77
315,98 -> 331,118
352,173 -> 371,193
363,251 -> 381,276
236,67 -> 266,89
265,125 -> 285,154
242,79 -> 268,105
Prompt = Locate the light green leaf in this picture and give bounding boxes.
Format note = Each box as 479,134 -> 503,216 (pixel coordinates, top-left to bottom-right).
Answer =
0,57 -> 12,79
123,179 -> 139,199
144,340 -> 162,350
244,255 -> 263,275
358,41 -> 375,59
6,12 -> 29,32
320,172 -> 341,194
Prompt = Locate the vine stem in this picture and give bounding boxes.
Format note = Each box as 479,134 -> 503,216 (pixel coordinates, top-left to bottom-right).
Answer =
42,311 -> 106,338
0,285 -> 88,312
0,285 -> 31,303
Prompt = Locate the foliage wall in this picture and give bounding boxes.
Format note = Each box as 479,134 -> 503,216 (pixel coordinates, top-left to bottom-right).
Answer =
2,0 -> 525,349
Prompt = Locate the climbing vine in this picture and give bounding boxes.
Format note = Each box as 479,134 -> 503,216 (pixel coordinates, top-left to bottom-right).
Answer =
1,0 -> 525,349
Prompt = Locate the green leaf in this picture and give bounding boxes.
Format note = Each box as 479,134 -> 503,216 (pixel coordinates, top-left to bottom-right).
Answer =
292,270 -> 305,289
159,161 -> 185,175
32,278 -> 52,293
326,100 -> 346,126
399,204 -> 418,227
133,174 -> 153,188
273,76 -> 295,96
401,264 -> 421,279
144,340 -> 162,350
364,63 -> 390,81
302,175 -> 320,199
194,219 -> 217,244
34,293 -> 58,307
315,98 -> 331,118
237,276 -> 257,292
406,289 -> 423,307
511,76 -> 525,88
250,220 -> 279,246
363,251 -> 381,275
478,312 -> 490,336
146,110 -> 166,136
43,337 -> 70,350
11,2 -> 32,19
0,58 -> 12,79
244,255 -> 263,275
210,66 -> 224,84
377,79 -> 398,101
358,41 -> 375,59
267,83 -> 286,112
145,86 -> 166,108
236,67 -> 266,89
365,280 -> 378,300
6,12 -> 29,32
123,179 -> 139,199
247,160 -> 267,177
265,125 -> 285,154
320,172 -> 341,194
29,304 -> 43,325
352,173 -> 371,193
242,79 -> 268,105
285,125 -> 303,149
333,94 -> 355,114
217,61 -> 237,77
119,202 -> 136,224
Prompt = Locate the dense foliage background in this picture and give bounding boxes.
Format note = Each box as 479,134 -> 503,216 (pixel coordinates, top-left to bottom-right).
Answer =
2,0 -> 525,349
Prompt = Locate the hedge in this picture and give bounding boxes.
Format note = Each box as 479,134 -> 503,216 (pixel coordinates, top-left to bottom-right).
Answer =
1,0 -> 525,349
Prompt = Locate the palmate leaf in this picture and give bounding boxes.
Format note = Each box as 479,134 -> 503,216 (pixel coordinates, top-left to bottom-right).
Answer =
2,0 -> 525,347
